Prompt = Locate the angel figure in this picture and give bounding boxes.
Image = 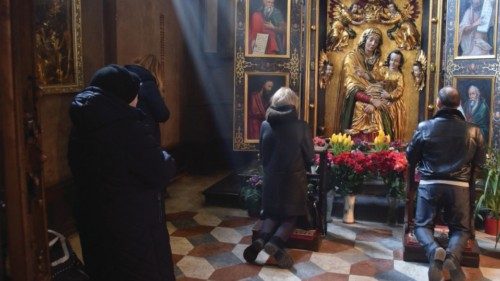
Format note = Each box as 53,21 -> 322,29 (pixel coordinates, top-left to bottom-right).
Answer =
319,51 -> 333,90
381,1 -> 421,50
411,50 -> 427,91
363,0 -> 384,22
326,1 -> 365,52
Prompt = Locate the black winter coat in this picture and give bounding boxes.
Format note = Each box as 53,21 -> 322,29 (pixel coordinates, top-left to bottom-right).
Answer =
68,87 -> 175,281
259,105 -> 314,218
125,64 -> 170,143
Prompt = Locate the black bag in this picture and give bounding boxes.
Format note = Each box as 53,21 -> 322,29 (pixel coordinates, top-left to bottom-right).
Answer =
48,230 -> 90,281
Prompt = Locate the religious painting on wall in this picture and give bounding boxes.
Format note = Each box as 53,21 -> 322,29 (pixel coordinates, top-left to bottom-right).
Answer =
323,0 -> 423,142
245,0 -> 291,57
244,73 -> 289,142
453,76 -> 495,144
34,0 -> 83,94
454,0 -> 498,59
233,0 -> 303,151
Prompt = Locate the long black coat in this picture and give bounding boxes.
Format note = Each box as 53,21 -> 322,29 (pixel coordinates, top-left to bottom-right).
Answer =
125,64 -> 170,143
68,87 -> 175,281
259,105 -> 314,218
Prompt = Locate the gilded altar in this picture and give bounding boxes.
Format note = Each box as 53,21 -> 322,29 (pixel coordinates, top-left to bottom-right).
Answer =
324,0 -> 424,141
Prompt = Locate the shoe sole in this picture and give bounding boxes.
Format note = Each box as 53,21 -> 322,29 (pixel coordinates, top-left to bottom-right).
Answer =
264,242 -> 293,269
443,258 -> 466,281
429,248 -> 446,281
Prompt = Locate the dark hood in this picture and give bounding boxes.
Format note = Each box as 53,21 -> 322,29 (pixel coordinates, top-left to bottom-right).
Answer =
89,64 -> 140,104
266,105 -> 298,126
69,86 -> 144,134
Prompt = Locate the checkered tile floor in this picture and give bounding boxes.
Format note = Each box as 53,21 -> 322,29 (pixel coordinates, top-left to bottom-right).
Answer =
167,211 -> 500,281
70,172 -> 500,280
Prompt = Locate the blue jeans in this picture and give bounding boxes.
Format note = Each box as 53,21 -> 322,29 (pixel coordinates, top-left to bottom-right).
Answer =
414,184 -> 471,262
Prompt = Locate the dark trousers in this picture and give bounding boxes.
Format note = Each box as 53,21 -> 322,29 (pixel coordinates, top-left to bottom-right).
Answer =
414,184 -> 471,262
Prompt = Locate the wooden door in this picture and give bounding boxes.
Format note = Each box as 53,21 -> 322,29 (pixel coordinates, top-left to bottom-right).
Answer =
0,0 -> 50,280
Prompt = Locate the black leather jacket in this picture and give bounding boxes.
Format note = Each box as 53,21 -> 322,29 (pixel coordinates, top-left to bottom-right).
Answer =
406,108 -> 485,182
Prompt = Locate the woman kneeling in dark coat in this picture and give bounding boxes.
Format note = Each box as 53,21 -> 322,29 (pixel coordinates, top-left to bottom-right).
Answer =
68,65 -> 175,281
243,87 -> 314,269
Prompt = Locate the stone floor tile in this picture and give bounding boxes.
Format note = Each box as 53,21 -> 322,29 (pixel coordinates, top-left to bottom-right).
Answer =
167,221 -> 177,235
210,263 -> 262,281
206,251 -> 242,269
258,267 -> 301,281
219,216 -> 257,228
318,236 -> 355,254
193,212 -> 222,226
188,241 -> 235,258
172,225 -> 215,237
347,275 -> 378,281
176,256 -> 215,280
349,258 -> 393,277
288,248 -> 313,264
305,272 -> 349,281
292,261 -> 325,280
187,233 -> 219,246
393,260 -> 428,281
211,226 -> 244,244
354,240 -> 394,260
331,248 -> 371,264
170,236 -> 195,255
166,211 -> 198,221
375,269 -> 422,281
481,267 -> 500,280
310,252 -> 352,274
355,228 -> 393,242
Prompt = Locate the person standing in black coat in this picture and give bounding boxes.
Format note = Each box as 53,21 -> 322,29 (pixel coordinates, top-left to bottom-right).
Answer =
243,87 -> 314,269
67,64 -> 176,281
125,54 -> 170,144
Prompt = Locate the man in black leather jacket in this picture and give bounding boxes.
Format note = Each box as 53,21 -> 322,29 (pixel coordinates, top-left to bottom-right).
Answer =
407,86 -> 485,281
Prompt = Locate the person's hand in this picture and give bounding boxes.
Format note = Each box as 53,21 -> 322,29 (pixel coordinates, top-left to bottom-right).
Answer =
381,91 -> 390,99
371,98 -> 387,111
364,104 -> 375,113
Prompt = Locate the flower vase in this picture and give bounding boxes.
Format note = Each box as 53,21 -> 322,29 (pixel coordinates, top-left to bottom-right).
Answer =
343,194 -> 356,224
326,189 -> 334,222
386,196 -> 399,226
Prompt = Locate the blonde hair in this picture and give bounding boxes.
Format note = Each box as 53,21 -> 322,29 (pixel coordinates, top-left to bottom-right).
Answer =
271,87 -> 299,110
133,54 -> 164,93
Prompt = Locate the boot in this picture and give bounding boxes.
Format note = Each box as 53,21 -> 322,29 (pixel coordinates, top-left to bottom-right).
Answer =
428,247 -> 446,281
243,238 -> 265,263
264,236 -> 294,269
443,254 -> 466,281
243,232 -> 270,263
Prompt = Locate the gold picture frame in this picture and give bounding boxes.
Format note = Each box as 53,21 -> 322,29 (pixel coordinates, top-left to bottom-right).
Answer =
245,0 -> 291,58
34,0 -> 83,94
454,0 -> 498,59
452,75 -> 495,145
244,72 -> 289,143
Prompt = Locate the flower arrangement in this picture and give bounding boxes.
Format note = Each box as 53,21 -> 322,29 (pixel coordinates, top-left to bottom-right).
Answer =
373,130 -> 391,151
313,136 -> 327,148
240,175 -> 263,217
330,151 -> 370,196
368,150 -> 408,198
330,133 -> 354,155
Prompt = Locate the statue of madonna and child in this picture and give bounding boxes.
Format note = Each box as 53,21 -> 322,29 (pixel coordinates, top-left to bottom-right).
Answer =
337,27 -> 407,141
